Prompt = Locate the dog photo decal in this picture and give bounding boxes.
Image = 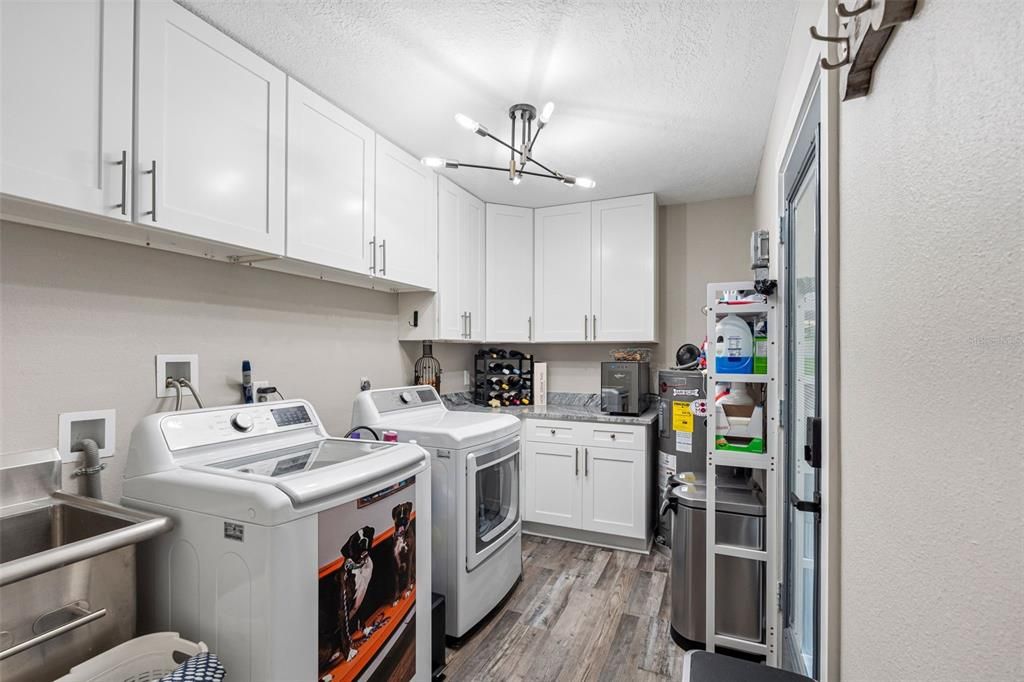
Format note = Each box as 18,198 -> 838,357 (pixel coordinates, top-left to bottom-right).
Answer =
318,487 -> 417,682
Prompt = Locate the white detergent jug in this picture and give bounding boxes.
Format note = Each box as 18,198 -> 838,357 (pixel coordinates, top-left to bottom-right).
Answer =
715,314 -> 753,374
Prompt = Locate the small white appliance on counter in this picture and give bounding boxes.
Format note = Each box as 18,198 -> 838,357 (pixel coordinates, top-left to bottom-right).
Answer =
352,386 -> 521,638
122,400 -> 431,682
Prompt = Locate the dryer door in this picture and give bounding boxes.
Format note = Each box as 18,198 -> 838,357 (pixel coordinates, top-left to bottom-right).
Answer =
465,437 -> 520,571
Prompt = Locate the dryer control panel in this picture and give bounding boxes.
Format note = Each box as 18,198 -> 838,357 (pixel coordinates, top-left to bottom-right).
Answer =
367,386 -> 441,414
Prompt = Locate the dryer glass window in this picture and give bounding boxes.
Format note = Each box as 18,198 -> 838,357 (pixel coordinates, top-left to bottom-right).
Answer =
473,449 -> 519,554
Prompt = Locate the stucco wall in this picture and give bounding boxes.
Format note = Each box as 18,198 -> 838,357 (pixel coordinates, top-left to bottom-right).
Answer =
837,1 -> 1024,679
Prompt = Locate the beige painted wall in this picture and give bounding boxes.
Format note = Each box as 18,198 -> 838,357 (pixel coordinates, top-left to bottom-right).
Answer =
834,1 -> 1024,679
0,221 -> 474,502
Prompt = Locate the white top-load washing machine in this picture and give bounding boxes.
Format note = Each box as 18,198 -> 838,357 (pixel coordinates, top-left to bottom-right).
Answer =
351,386 -> 521,638
122,400 -> 431,682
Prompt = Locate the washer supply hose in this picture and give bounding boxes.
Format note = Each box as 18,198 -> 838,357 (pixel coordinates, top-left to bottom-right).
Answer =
345,425 -> 381,440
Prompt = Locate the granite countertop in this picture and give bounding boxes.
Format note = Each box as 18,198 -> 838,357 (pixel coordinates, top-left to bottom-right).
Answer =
443,392 -> 659,426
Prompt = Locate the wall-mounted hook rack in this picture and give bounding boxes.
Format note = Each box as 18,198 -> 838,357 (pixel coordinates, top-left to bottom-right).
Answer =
811,0 -> 917,100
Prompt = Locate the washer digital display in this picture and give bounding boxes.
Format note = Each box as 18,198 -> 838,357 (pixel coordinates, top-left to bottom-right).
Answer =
271,405 -> 310,427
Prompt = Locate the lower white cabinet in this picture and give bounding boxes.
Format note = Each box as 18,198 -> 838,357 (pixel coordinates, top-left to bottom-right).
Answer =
523,419 -> 650,542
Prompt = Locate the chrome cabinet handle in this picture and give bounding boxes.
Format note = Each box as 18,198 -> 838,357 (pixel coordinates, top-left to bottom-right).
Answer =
528,315 -> 532,341
575,447 -> 579,476
468,311 -> 472,339
593,315 -> 597,340
116,150 -> 127,216
585,447 -> 589,476
460,312 -> 467,338
369,237 -> 377,274
143,160 -> 157,222
0,606 -> 107,661
379,239 -> 387,276
584,315 -> 589,340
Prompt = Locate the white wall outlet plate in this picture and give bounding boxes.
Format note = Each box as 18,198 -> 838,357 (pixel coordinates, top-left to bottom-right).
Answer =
58,409 -> 116,462
156,353 -> 199,398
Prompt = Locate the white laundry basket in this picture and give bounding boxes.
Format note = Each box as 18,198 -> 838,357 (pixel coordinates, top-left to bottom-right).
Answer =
56,632 -> 207,682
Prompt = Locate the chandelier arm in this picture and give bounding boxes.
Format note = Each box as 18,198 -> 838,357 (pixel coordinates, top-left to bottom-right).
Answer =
459,163 -> 567,182
476,127 -> 561,177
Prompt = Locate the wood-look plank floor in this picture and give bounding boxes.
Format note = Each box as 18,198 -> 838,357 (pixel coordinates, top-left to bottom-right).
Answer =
444,535 -> 687,682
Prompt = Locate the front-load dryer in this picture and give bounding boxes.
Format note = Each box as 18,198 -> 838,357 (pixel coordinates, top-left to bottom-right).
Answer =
122,400 -> 431,682
352,386 -> 521,638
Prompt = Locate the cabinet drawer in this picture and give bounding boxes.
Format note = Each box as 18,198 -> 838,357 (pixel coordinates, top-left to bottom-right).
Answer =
587,424 -> 645,449
526,419 -> 579,443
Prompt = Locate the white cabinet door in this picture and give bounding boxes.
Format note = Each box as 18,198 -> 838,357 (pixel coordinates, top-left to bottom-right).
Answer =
1,0 -> 133,219
375,135 -> 437,289
523,442 -> 582,528
486,204 -> 534,342
534,202 -> 592,342
581,446 -> 645,538
460,189 -> 485,341
436,177 -> 464,339
591,194 -> 657,342
286,78 -> 374,273
136,0 -> 285,254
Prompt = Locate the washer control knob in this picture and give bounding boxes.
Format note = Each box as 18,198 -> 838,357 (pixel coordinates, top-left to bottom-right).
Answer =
400,391 -> 413,404
230,412 -> 254,432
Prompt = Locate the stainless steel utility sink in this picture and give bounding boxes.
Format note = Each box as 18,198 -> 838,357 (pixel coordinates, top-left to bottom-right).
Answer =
0,449 -> 172,682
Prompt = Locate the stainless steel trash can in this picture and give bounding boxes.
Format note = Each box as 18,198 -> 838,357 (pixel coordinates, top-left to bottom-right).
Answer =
667,481 -> 765,650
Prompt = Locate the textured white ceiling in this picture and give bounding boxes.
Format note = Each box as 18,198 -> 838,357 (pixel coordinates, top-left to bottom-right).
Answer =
177,0 -> 799,207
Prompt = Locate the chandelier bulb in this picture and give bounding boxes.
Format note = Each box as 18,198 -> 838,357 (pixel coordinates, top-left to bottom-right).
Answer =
455,113 -> 479,132
539,101 -> 555,124
576,177 -> 596,189
512,174 -> 523,186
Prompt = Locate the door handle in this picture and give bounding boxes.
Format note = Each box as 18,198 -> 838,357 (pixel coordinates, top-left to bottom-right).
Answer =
461,312 -> 468,338
584,315 -> 589,340
379,239 -> 387,276
584,447 -> 589,476
468,311 -> 472,339
115,150 -> 127,216
575,447 -> 579,476
368,237 -> 377,274
804,416 -> 822,468
143,160 -> 157,222
0,605 -> 107,661
789,491 -> 821,515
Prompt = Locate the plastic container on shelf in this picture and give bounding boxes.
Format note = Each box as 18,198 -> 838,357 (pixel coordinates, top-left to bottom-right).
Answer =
714,314 -> 754,374
56,632 -> 208,682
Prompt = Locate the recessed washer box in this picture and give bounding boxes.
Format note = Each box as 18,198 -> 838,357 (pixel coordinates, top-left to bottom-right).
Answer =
156,353 -> 199,398
58,409 -> 116,462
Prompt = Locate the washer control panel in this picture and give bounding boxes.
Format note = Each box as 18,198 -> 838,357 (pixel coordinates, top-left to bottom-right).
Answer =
161,401 -> 319,451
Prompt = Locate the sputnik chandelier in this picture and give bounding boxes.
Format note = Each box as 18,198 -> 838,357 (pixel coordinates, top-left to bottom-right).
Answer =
421,102 -> 596,189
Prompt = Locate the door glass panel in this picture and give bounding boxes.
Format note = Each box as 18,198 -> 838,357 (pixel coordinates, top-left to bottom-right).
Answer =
785,143 -> 820,678
475,454 -> 519,553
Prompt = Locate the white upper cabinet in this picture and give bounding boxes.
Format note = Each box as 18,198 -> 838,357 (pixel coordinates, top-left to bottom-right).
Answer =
485,204 -> 534,342
1,0 -> 134,219
285,78 -> 374,274
374,135 -> 438,290
135,0 -> 286,254
534,202 -> 592,342
591,194 -> 657,342
436,177 -> 484,340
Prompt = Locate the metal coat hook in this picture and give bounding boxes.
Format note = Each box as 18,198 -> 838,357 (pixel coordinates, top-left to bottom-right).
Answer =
809,26 -> 850,70
836,1 -> 872,18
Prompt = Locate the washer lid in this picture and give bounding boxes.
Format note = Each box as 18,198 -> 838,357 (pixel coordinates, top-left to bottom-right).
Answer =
671,483 -> 765,517
371,410 -> 520,450
188,438 -> 426,505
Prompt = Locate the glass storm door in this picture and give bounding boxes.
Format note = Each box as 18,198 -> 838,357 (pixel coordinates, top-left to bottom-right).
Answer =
783,117 -> 822,679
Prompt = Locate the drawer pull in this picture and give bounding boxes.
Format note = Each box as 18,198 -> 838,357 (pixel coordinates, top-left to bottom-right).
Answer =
550,428 -> 556,435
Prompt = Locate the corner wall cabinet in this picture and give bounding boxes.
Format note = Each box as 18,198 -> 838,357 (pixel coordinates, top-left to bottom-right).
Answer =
135,0 -> 286,255
1,0 -> 134,220
285,78 -> 374,274
522,419 -> 652,551
485,204 -> 534,342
